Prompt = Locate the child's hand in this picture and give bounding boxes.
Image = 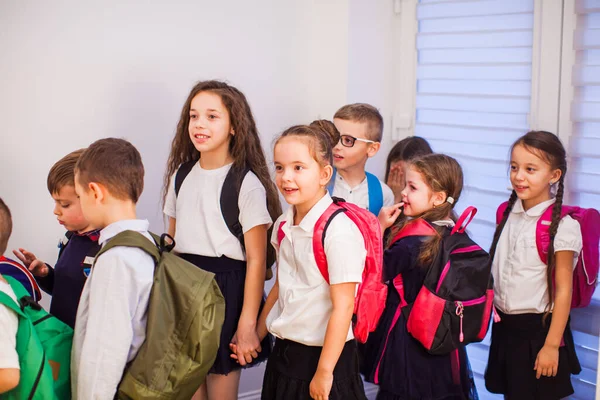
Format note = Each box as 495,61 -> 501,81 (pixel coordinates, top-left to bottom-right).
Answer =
13,248 -> 49,277
309,368 -> 333,400
387,166 -> 405,203
534,344 -> 559,379
378,203 -> 404,231
229,322 -> 261,366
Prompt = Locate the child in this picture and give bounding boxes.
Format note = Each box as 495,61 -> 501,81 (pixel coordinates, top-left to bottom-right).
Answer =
12,149 -> 100,328
331,103 -> 395,214
485,131 -> 582,400
257,124 -> 367,400
162,80 -> 281,400
384,136 -> 432,203
0,198 -> 20,394
363,154 -> 478,400
70,138 -> 155,399
310,119 -> 340,149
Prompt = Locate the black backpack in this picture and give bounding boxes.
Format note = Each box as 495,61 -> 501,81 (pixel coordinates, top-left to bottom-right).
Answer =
175,161 -> 275,280
388,207 -> 493,355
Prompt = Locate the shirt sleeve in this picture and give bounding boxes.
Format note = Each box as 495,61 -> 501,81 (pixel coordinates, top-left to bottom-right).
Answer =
554,215 -> 583,263
75,249 -> 146,400
163,172 -> 177,219
238,172 -> 272,233
381,180 -> 395,207
324,214 -> 366,285
0,304 -> 19,369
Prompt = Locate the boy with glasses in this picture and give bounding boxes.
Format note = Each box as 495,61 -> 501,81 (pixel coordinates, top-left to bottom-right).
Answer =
331,103 -> 395,215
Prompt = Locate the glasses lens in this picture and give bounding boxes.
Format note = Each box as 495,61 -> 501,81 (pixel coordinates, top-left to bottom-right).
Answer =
341,135 -> 355,147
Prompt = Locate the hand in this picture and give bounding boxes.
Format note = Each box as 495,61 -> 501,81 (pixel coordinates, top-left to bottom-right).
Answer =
378,203 -> 404,231
229,321 -> 261,366
309,368 -> 333,400
13,248 -> 49,277
387,166 -> 405,203
534,344 -> 559,379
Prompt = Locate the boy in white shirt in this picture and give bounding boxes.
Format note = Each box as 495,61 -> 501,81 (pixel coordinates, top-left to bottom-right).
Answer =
331,103 -> 395,215
71,138 -> 155,399
0,198 -> 20,394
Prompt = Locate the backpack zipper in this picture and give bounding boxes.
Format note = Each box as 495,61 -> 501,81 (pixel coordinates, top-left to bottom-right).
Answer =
27,352 -> 45,400
33,314 -> 52,326
455,295 -> 486,343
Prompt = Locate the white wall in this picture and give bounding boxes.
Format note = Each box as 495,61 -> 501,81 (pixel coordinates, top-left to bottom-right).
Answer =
1,0 -> 396,398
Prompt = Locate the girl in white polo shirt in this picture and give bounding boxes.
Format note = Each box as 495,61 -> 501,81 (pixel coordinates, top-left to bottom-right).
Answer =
257,124 -> 367,400
485,131 -> 582,400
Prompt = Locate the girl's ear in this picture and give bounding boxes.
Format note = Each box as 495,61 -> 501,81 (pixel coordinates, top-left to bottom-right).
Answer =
320,164 -> 334,187
550,168 -> 562,185
431,190 -> 447,208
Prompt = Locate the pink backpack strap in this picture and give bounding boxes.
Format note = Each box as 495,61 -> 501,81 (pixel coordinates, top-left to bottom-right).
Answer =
389,218 -> 437,246
496,202 -> 509,225
452,206 -> 477,235
277,220 -> 287,246
312,202 -> 344,284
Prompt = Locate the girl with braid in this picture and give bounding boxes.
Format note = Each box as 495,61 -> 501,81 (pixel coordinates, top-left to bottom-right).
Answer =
484,131 -> 582,400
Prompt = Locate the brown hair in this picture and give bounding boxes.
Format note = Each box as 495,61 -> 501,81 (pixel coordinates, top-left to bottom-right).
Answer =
334,103 -> 384,142
385,136 -> 433,182
75,138 -> 145,203
309,119 -> 340,149
0,198 -> 12,255
47,149 -> 86,194
275,125 -> 333,169
386,154 -> 464,266
489,131 -> 567,313
163,80 -> 281,224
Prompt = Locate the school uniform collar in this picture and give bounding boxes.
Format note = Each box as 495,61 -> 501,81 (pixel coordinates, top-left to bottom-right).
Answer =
70,229 -> 101,242
282,193 -> 333,234
336,173 -> 367,191
512,198 -> 556,218
99,219 -> 150,245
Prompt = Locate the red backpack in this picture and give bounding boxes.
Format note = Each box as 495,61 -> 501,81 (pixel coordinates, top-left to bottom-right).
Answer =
386,207 -> 493,355
277,197 -> 386,343
496,202 -> 600,309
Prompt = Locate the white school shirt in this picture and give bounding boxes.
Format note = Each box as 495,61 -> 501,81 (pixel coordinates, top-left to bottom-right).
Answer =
266,193 -> 367,346
71,219 -> 155,400
0,279 -> 19,370
332,173 -> 395,212
492,198 -> 582,315
164,162 -> 272,260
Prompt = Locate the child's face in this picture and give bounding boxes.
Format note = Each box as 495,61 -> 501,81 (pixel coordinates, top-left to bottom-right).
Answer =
510,144 -> 561,208
400,167 -> 437,217
52,185 -> 90,233
73,176 -> 102,231
332,119 -> 378,172
274,137 -> 331,209
188,91 -> 233,157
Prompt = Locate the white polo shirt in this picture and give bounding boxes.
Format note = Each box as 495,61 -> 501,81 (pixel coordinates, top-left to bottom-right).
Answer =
331,173 -> 395,211
492,198 -> 582,315
266,193 -> 367,346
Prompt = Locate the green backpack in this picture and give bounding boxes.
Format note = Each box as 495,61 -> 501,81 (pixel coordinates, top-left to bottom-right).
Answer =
0,276 -> 73,400
94,231 -> 225,400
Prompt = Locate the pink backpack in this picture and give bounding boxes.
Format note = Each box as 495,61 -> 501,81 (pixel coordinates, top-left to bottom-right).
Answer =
496,202 -> 600,308
277,197 -> 386,343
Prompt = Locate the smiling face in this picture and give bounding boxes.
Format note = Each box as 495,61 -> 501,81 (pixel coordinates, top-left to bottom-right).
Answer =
52,185 -> 90,233
274,136 -> 331,214
510,144 -> 561,210
188,91 -> 233,157
400,166 -> 438,217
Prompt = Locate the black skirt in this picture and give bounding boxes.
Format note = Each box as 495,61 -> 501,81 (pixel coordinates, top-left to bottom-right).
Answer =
484,311 -> 581,400
180,253 -> 272,375
262,338 -> 367,400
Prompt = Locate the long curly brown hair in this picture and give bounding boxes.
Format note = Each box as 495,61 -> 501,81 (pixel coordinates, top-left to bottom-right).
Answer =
162,80 -> 282,223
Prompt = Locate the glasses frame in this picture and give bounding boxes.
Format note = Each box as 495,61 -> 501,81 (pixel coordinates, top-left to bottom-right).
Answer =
339,134 -> 377,148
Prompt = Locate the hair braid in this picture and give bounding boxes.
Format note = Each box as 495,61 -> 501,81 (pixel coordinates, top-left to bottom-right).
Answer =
488,190 -> 518,264
545,177 -> 565,310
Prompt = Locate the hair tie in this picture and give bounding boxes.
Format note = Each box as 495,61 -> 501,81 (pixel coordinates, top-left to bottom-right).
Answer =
447,196 -> 455,205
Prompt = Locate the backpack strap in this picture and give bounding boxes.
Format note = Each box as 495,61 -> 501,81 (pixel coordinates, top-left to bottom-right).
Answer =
174,160 -> 197,197
312,200 -> 346,284
451,206 -> 477,235
95,231 -> 161,265
496,202 -> 509,225
389,218 -> 437,246
0,276 -> 27,318
220,166 -> 251,250
366,172 -> 384,216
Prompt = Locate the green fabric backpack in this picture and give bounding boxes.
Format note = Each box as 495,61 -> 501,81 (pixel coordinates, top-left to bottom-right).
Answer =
94,231 -> 225,400
0,276 -> 73,400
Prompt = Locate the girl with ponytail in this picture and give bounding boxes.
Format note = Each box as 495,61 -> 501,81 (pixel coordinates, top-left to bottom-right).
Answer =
484,131 -> 582,400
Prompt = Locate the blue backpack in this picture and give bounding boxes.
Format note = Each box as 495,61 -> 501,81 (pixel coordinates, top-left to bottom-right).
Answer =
327,169 -> 384,216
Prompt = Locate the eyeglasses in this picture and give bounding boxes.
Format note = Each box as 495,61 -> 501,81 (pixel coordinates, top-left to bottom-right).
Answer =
339,134 -> 377,148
